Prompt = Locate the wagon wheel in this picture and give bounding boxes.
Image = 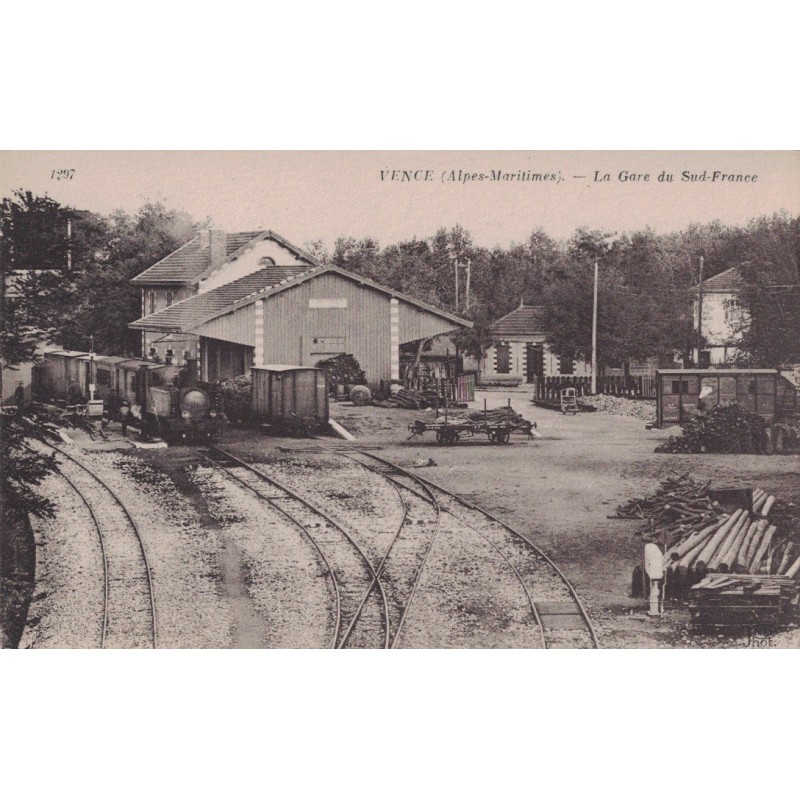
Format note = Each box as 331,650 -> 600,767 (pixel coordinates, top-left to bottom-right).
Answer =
497,429 -> 510,445
447,429 -> 460,445
488,430 -> 499,444
436,430 -> 445,445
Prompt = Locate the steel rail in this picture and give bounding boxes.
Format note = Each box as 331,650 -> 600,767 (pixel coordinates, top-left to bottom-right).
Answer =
334,450 -> 444,649
209,446 -> 391,649
46,441 -> 158,649
347,448 -> 600,649
335,448 -> 545,648
204,450 -> 342,649
335,456 -> 409,648
50,463 -> 110,647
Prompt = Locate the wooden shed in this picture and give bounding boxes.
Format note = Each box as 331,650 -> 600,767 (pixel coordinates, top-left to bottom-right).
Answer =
130,265 -> 472,388
656,368 -> 784,427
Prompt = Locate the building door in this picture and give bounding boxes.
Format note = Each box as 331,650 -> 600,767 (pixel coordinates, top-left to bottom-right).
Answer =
526,344 -> 543,382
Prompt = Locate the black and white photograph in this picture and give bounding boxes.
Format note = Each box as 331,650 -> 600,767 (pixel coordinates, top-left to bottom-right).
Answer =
2,150 -> 798,651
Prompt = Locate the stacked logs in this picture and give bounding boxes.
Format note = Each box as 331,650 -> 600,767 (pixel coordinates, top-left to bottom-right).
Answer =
620,476 -> 800,597
466,406 -> 532,433
383,386 -> 430,410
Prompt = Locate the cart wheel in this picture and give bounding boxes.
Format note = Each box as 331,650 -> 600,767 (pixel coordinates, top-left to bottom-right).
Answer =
436,430 -> 445,445
449,430 -> 460,445
498,430 -> 510,445
488,431 -> 498,444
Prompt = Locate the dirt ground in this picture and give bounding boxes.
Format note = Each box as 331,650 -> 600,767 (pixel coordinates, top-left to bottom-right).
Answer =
327,389 -> 800,648
45,390 -> 799,649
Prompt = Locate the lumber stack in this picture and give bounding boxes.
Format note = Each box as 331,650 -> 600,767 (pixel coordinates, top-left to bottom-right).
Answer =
688,574 -> 799,629
621,476 -> 800,598
383,386 -> 430,410
617,474 -> 723,546
466,406 -> 532,432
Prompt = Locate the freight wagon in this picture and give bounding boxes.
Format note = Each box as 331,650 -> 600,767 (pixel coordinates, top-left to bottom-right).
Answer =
250,364 -> 329,436
33,349 -> 224,442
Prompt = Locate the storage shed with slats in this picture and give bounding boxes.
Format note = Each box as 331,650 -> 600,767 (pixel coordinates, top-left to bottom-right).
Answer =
130,265 -> 472,388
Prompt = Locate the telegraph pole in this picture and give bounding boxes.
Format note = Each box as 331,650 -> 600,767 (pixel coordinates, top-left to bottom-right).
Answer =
591,255 -> 599,394
455,258 -> 459,312
696,256 -> 704,366
465,258 -> 471,310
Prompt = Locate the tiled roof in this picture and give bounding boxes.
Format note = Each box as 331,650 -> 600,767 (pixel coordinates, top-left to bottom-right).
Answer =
131,264 -> 473,334
697,265 -> 744,293
490,304 -> 547,337
131,231 -> 266,285
129,265 -> 310,331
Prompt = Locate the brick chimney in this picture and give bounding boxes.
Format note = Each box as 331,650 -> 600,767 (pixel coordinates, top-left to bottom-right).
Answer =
209,228 -> 227,268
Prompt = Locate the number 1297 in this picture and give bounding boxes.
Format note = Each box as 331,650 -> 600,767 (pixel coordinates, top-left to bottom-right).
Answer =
51,169 -> 75,180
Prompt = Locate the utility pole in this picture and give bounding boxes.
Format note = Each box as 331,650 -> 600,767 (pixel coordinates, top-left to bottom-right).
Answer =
465,258 -> 471,310
455,257 -> 459,312
696,256 -> 704,366
591,255 -> 599,394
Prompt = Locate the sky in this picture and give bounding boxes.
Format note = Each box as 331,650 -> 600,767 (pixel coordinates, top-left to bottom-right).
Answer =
1,151 -> 797,250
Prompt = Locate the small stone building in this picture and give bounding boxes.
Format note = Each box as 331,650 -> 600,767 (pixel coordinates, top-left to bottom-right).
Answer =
480,303 -> 590,383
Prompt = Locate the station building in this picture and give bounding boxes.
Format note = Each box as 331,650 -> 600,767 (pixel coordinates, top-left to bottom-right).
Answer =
130,236 -> 471,387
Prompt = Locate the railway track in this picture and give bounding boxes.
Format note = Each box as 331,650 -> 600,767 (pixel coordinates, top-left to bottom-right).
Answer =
206,446 -> 391,649
324,445 -> 601,649
41,442 -> 158,649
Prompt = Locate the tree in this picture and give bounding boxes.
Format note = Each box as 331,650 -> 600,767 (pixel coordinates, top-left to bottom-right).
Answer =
734,213 -> 800,365
1,192 -> 91,521
67,202 -> 197,355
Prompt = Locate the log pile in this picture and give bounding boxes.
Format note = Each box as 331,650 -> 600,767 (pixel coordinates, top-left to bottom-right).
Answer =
466,406 -> 529,429
620,475 -> 800,598
315,354 -> 366,394
382,386 -> 430,410
655,403 -> 770,454
688,574 -> 799,629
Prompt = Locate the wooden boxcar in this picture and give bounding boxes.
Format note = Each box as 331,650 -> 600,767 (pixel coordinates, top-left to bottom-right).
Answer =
37,350 -> 90,402
250,364 -> 329,434
656,368 -> 781,427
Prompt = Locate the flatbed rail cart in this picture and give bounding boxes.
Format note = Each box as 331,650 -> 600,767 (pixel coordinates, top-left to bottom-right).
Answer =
408,398 -> 536,445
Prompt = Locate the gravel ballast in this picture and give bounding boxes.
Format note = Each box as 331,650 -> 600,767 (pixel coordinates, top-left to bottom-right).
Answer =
190,465 -> 335,648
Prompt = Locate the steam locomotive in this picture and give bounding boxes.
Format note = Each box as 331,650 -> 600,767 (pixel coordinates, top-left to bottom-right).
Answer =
33,349 -> 225,442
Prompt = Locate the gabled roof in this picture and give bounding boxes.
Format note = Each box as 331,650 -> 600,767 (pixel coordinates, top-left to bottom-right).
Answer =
129,264 -> 473,334
696,265 -> 744,293
129,265 -> 310,332
130,230 -> 319,286
490,304 -> 547,337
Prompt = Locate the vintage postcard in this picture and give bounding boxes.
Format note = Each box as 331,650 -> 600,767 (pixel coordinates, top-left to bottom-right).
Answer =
2,150 -> 798,649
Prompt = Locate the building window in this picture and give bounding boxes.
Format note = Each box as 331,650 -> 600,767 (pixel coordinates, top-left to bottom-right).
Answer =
166,289 -> 175,306
559,353 -> 575,374
495,343 -> 511,374
259,256 -> 276,266
148,291 -> 155,315
724,297 -> 743,324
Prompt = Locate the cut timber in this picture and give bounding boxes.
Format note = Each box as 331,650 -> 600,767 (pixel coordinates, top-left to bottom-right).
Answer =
329,418 -> 356,441
695,509 -> 743,571
752,493 -> 768,514
735,521 -> 761,573
761,496 -> 776,517
666,519 -> 723,562
777,543 -> 796,575
748,525 -> 777,574
785,554 -> 800,579
718,515 -> 752,572
744,520 -> 769,568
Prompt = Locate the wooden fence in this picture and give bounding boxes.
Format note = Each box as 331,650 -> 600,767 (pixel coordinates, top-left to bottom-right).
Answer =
532,375 -> 656,403
455,373 -> 476,403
